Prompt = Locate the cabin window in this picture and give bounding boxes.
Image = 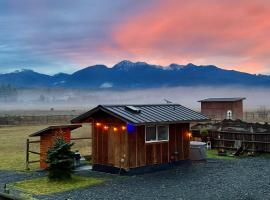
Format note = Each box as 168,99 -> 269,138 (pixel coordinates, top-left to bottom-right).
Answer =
145,125 -> 169,143
157,125 -> 169,140
145,126 -> 156,142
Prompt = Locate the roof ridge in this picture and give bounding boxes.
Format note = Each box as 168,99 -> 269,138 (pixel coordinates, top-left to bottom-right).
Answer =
101,103 -> 181,107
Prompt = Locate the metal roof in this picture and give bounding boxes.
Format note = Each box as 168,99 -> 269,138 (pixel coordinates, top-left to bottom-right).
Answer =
198,98 -> 246,102
71,104 -> 209,125
29,124 -> 82,137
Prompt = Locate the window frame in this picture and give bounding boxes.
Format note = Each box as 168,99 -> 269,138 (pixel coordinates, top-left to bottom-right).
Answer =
145,124 -> 169,143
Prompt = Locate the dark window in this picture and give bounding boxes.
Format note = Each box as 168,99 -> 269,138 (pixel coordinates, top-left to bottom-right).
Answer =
146,126 -> 156,142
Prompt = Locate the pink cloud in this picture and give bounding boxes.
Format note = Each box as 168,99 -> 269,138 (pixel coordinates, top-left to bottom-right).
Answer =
106,0 -> 270,73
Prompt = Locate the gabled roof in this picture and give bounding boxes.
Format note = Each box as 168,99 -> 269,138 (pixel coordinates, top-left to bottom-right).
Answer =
198,97 -> 246,102
71,104 -> 209,125
29,124 -> 82,137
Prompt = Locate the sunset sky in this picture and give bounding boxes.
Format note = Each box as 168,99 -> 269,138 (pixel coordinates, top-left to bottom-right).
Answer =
1,0 -> 270,74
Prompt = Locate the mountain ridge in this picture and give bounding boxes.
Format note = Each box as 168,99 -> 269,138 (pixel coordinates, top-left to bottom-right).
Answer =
0,60 -> 269,89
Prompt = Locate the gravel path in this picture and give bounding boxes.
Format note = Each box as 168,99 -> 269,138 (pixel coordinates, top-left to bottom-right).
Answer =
1,157 -> 270,200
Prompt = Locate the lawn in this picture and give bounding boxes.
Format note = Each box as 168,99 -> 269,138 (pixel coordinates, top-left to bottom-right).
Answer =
0,124 -> 92,171
10,175 -> 104,195
206,149 -> 236,160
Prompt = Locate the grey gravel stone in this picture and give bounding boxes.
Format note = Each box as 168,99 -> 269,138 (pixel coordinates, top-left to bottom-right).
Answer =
1,157 -> 270,200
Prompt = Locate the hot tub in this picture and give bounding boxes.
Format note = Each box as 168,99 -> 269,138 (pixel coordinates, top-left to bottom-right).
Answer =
189,141 -> 207,161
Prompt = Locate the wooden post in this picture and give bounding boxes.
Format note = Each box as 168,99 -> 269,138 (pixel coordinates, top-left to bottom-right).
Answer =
26,139 -> 29,170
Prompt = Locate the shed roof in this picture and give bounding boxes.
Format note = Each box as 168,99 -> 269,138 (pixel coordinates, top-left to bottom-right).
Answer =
198,97 -> 246,102
71,104 -> 209,125
29,124 -> 82,137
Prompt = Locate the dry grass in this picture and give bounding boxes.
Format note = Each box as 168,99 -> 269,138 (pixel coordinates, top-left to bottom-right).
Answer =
0,124 -> 92,171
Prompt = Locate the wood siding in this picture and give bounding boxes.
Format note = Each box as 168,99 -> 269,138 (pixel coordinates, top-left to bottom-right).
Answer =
127,123 -> 190,169
92,111 -> 128,169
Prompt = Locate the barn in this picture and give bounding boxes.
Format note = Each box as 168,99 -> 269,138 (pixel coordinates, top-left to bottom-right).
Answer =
199,97 -> 246,120
71,104 -> 208,174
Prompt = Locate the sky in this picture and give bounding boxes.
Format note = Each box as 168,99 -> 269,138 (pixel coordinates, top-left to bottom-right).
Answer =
1,0 -> 270,75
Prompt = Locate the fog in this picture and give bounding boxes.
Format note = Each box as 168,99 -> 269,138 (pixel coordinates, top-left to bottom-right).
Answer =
0,86 -> 270,112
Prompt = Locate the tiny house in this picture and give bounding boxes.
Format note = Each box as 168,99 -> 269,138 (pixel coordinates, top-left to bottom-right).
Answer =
71,104 -> 208,174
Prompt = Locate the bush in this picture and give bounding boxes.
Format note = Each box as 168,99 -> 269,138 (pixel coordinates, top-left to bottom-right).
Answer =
46,138 -> 75,181
200,129 -> 209,142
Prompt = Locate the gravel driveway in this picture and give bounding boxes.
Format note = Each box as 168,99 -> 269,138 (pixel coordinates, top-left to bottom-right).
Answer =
1,157 -> 270,200
42,157 -> 270,200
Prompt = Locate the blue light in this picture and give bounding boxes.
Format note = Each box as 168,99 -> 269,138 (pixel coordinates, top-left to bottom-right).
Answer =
127,123 -> 135,133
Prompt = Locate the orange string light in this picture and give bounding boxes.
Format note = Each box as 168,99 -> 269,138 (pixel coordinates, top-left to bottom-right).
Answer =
96,122 -> 101,127
121,126 -> 126,131
113,127 -> 118,132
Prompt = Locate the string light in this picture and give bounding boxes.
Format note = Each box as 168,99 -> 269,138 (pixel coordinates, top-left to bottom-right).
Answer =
96,122 -> 101,127
103,125 -> 109,130
188,132 -> 192,138
121,126 -> 126,131
113,127 -> 118,132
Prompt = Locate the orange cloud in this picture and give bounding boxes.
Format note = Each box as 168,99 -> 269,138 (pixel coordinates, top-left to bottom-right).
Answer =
106,0 -> 270,73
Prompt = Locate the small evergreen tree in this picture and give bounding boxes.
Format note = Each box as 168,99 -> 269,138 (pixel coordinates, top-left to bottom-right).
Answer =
46,138 -> 75,181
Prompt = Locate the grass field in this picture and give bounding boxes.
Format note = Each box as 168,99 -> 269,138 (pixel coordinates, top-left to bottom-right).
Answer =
11,175 -> 104,195
0,124 -> 92,171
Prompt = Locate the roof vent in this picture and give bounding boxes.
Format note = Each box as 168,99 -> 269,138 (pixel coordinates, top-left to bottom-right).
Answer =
125,106 -> 141,114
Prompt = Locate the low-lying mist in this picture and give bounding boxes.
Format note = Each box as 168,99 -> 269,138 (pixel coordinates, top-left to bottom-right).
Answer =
0,86 -> 270,112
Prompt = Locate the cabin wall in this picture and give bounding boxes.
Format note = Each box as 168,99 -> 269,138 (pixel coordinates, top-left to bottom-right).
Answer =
128,123 -> 190,169
91,109 -> 191,170
91,111 -> 128,169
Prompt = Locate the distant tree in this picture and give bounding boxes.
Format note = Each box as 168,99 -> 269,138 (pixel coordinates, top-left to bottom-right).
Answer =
257,106 -> 268,120
0,84 -> 18,102
46,138 -> 75,181
38,94 -> 46,102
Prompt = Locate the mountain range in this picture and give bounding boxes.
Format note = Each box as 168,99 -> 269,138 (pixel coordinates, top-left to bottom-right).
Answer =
0,60 -> 270,89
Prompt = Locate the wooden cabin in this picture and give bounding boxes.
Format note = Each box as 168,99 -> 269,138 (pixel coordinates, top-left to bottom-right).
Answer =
29,124 -> 81,169
71,104 -> 208,174
199,98 -> 245,120
191,119 -> 270,152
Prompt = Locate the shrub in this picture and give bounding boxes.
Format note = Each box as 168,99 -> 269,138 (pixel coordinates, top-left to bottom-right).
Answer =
46,138 -> 75,181
200,129 -> 209,142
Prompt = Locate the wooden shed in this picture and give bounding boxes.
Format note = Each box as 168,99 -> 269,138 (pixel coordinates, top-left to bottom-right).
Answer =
199,98 -> 245,121
29,124 -> 81,169
71,104 -> 208,174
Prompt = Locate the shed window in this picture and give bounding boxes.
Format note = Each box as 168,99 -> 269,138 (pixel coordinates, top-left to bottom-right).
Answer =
145,125 -> 169,143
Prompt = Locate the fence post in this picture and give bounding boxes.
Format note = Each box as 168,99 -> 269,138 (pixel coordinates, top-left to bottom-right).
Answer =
26,139 -> 29,171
